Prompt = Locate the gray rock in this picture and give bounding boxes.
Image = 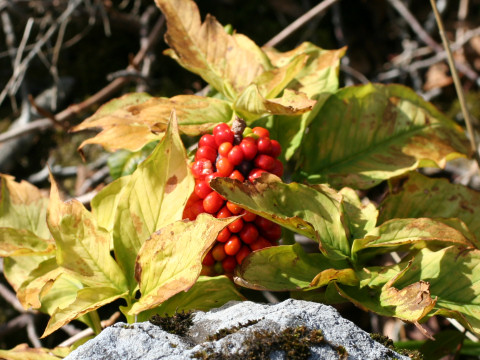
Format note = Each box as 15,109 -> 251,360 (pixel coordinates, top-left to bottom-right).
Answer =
65,299 -> 409,360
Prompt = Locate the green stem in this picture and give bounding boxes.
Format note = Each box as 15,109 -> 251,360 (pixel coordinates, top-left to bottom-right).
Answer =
88,310 -> 103,335
429,0 -> 480,168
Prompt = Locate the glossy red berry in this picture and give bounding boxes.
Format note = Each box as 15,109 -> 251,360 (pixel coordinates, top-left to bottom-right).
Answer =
218,142 -> 233,157
228,217 -> 244,233
249,237 -> 273,251
224,235 -> 242,255
262,223 -> 282,242
236,246 -> 251,265
229,170 -> 245,182
216,157 -> 234,177
227,146 -> 244,166
216,206 -> 232,219
217,227 -> 231,243
255,216 -> 275,231
257,137 -> 272,154
202,251 -> 215,266
196,146 -> 217,163
222,256 -> 237,273
239,222 -> 259,244
194,181 -> 211,199
271,159 -> 284,177
242,210 -> 257,222
213,123 -> 230,135
212,243 -> 227,262
191,159 -> 213,179
203,191 -> 224,214
199,134 -> 217,149
240,138 -> 257,161
254,154 -> 275,171
248,168 -> 266,182
226,201 -> 243,215
252,126 -> 269,138
270,140 -> 281,158
214,128 -> 234,146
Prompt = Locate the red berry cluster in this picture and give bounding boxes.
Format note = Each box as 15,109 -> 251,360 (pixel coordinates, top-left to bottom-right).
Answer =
183,122 -> 283,275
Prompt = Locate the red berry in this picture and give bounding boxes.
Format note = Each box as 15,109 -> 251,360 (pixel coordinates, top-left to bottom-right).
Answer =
216,157 -> 234,177
248,168 -> 266,182
255,217 -> 274,231
202,251 -> 215,266
228,217 -> 244,233
203,191 -> 224,214
226,201 -> 243,215
262,223 -> 282,242
240,138 -> 257,161
213,123 -> 230,135
239,223 -> 259,244
191,159 -> 213,179
222,256 -> 237,273
194,181 -> 211,199
236,246 -> 251,265
224,235 -> 242,255
249,237 -> 273,251
271,159 -> 284,177
200,265 -> 216,276
216,206 -> 232,219
196,146 -> 217,163
257,137 -> 272,154
254,154 -> 275,171
252,126 -> 269,138
229,170 -> 245,182
218,142 -> 233,157
199,134 -> 217,149
217,227 -> 231,243
270,140 -> 281,158
214,128 -> 234,146
227,146 -> 244,165
242,210 -> 257,222
183,199 -> 204,220
212,243 -> 226,262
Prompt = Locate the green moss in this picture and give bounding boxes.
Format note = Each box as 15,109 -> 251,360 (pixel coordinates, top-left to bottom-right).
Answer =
193,325 -> 348,360
149,310 -> 194,336
370,333 -> 423,360
207,319 -> 260,341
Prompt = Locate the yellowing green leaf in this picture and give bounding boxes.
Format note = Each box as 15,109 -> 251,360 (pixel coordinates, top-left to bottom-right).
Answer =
136,275 -> 244,321
235,243 -> 352,291
233,86 -> 316,122
72,94 -> 233,152
129,214 -> 236,315
0,344 -> 70,360
211,174 -> 350,260
155,0 -> 272,99
3,255 -> 51,292
42,286 -> 127,338
47,174 -> 127,291
380,171 -> 480,247
0,174 -> 50,239
352,218 -> 477,257
0,228 -> 54,257
112,114 -> 195,289
339,187 -> 378,240
299,83 -> 470,189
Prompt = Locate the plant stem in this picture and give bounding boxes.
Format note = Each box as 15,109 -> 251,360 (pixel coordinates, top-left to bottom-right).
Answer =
88,310 -> 103,335
429,0 -> 480,168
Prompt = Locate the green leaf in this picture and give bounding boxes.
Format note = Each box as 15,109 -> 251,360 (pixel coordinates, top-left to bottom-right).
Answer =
72,95 -> 233,152
211,174 -> 351,260
352,246 -> 480,336
112,114 -> 195,289
235,243 -> 353,291
0,228 -> 54,257
3,255 -> 51,292
380,171 -> 480,247
107,141 -> 158,180
233,86 -> 316,122
42,286 -> 127,338
352,218 -> 477,258
129,214 -> 237,315
137,275 -> 244,321
0,344 -> 70,360
0,174 -> 50,239
47,174 -> 128,292
154,0 -> 272,99
298,83 -> 470,189
339,187 -> 378,240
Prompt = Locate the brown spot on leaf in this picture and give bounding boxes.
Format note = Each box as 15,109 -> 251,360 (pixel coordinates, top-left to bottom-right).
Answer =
165,175 -> 178,194
134,261 -> 142,283
131,213 -> 144,234
128,106 -> 141,115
